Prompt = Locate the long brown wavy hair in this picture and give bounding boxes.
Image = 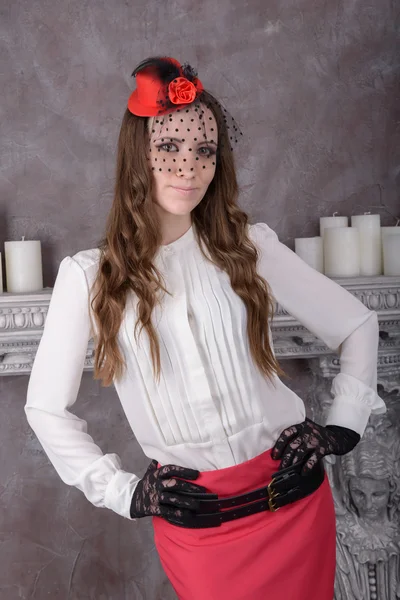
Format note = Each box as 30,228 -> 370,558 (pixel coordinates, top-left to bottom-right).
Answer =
90,89 -> 286,387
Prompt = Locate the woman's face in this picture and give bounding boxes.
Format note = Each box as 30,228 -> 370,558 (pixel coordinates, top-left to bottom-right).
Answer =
148,103 -> 218,219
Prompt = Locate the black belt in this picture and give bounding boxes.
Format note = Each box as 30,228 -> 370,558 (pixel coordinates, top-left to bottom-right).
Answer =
164,459 -> 325,529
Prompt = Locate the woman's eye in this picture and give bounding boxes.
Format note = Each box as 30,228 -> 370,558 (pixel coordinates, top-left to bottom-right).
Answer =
158,143 -> 177,152
198,146 -> 215,157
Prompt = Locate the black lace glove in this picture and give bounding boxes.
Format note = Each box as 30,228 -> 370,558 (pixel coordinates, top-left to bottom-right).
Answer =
130,459 -> 208,521
271,417 -> 361,475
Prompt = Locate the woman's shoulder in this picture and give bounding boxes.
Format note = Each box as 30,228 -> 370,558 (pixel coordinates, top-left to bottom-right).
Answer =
66,248 -> 102,289
70,247 -> 101,271
247,221 -> 279,246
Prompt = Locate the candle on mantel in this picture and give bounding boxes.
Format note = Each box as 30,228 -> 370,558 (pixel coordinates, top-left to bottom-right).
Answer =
319,213 -> 349,239
4,237 -> 43,293
383,234 -> 400,275
320,214 -> 349,274
381,225 -> 400,238
0,253 -> 3,293
294,237 -> 323,272
324,227 -> 360,277
351,213 -> 382,276
381,223 -> 400,273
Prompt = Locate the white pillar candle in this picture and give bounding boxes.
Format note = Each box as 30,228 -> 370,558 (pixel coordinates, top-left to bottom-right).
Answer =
381,227 -> 400,272
295,237 -> 323,272
381,226 -> 400,238
383,234 -> 400,275
351,213 -> 382,276
5,237 -> 43,293
0,253 -> 3,293
324,227 -> 360,277
319,214 -> 348,238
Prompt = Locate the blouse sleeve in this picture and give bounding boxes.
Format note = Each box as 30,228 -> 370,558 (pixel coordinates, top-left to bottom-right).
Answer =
250,222 -> 386,437
24,256 -> 140,520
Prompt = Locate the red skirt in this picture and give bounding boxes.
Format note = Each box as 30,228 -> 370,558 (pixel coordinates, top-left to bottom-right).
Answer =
153,447 -> 336,600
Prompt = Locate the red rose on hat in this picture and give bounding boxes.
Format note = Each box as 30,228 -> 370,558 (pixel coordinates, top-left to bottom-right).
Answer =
168,77 -> 197,104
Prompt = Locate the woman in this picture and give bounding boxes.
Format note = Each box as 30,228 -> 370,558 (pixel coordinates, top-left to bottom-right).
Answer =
25,56 -> 386,600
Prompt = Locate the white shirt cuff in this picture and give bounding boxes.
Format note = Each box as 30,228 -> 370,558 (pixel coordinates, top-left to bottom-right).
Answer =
325,372 -> 386,436
104,468 -> 141,520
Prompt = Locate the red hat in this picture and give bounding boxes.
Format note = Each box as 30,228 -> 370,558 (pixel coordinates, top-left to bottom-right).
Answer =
128,56 -> 204,117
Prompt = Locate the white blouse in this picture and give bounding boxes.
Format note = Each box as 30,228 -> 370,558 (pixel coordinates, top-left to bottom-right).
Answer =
25,222 -> 386,520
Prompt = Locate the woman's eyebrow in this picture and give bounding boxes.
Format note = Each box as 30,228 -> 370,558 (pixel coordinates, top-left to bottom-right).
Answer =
154,136 -> 217,146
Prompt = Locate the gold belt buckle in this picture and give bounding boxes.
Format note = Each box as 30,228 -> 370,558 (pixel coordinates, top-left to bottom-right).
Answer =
267,478 -> 280,512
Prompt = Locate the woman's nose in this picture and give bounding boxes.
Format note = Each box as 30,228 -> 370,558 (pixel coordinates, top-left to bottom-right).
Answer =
176,153 -> 196,175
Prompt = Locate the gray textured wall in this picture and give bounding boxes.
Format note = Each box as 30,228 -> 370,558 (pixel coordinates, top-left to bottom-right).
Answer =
1,1 -> 399,598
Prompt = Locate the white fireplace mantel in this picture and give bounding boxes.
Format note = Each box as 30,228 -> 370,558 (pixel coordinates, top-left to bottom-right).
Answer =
4,275 -> 399,600
1,275 -> 400,385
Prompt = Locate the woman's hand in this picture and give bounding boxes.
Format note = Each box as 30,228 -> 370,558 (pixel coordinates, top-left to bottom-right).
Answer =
130,459 -> 208,520
271,417 -> 360,475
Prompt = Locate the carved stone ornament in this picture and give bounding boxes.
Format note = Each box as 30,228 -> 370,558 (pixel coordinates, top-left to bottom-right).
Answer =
1,275 -> 400,598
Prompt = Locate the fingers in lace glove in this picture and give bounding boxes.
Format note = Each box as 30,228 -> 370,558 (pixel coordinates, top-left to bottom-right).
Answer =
130,461 -> 209,520
271,417 -> 360,475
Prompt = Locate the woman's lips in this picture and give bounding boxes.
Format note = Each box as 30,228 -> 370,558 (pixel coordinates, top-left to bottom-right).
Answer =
171,186 -> 197,195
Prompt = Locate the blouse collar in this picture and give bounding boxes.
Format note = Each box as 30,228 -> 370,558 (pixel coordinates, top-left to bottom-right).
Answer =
159,223 -> 195,256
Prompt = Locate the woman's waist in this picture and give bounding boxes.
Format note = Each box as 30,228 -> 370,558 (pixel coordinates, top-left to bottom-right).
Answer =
145,420 -> 285,494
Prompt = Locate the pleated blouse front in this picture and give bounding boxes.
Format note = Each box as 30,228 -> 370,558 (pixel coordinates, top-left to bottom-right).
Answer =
25,222 -> 386,519
127,226 -> 277,443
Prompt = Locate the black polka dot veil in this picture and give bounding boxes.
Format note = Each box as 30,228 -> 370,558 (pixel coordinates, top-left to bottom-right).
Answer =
147,96 -> 242,174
